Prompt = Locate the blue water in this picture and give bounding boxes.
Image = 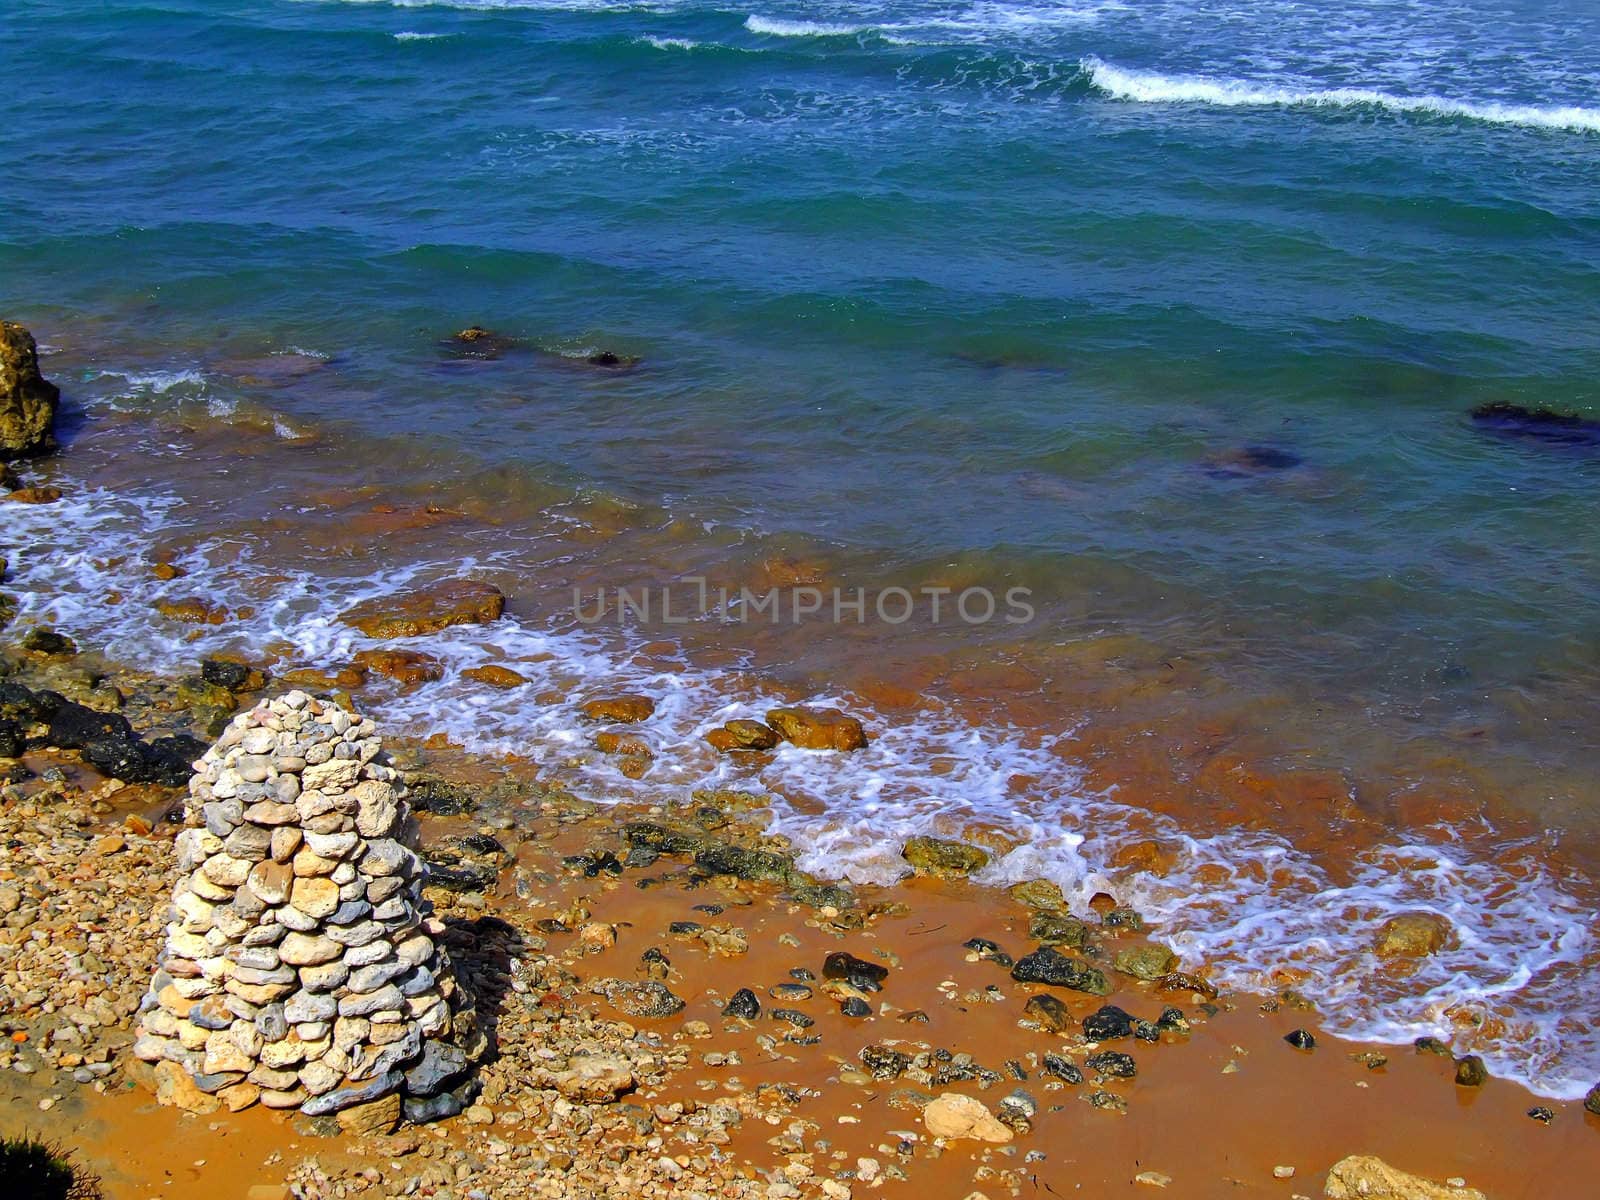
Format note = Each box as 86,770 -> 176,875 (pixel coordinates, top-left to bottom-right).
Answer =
4,0 -> 1600,1095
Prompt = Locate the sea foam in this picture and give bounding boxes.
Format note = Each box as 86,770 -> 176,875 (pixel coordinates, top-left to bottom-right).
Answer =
1081,56 -> 1600,133
745,15 -> 866,38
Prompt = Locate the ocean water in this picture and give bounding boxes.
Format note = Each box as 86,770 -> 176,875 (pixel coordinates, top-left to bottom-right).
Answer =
4,0 -> 1600,1097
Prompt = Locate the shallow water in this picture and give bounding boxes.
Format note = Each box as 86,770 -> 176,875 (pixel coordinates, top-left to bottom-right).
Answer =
3,0 -> 1600,1097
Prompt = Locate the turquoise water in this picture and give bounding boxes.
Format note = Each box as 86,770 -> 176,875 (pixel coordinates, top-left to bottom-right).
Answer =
4,0 -> 1600,1094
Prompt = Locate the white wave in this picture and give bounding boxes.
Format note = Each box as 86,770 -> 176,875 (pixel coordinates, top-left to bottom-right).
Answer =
394,30 -> 449,40
1081,56 -> 1600,133
745,15 -> 864,38
93,368 -> 207,394
639,34 -> 699,50
5,476 -> 1598,1100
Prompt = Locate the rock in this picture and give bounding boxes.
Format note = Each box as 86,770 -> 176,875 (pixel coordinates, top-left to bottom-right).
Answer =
1023,994 -> 1072,1033
0,322 -> 59,459
704,719 -> 780,752
301,1070 -> 404,1117
823,951 -> 889,991
1323,1155 -> 1487,1200
153,1059 -> 222,1114
1082,1005 -> 1135,1041
922,1093 -> 1013,1144
462,664 -> 528,688
1041,1054 -> 1083,1084
595,979 -> 686,1018
1586,1083 -> 1600,1116
580,694 -> 656,723
1454,1055 -> 1488,1087
694,843 -> 795,884
19,627 -> 75,656
340,579 -> 505,638
1011,879 -> 1068,911
1372,912 -> 1453,958
405,1040 -> 470,1097
551,1054 -> 634,1102
860,1046 -> 912,1080
766,706 -> 867,751
901,836 -> 990,876
1470,401 -> 1600,451
350,648 -> 444,686
337,1091 -> 402,1136
1029,911 -> 1091,948
722,988 -> 761,1019
1011,946 -> 1110,995
1114,945 -> 1179,980
1087,1050 -> 1136,1078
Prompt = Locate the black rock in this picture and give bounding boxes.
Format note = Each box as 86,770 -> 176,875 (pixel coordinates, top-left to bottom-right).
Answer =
823,951 -> 888,992
424,861 -> 499,893
1470,402 -> 1600,450
860,1045 -> 911,1079
1284,1029 -> 1316,1051
0,717 -> 22,759
1086,1050 -> 1137,1079
1454,1055 -> 1488,1087
721,988 -> 761,1019
1528,1106 -> 1554,1124
1082,1004 -> 1135,1042
47,700 -> 133,750
200,658 -> 252,691
771,1008 -> 814,1029
404,1040 -> 471,1098
694,843 -> 795,884
407,777 -> 476,815
82,737 -> 155,782
840,997 -> 871,1018
1156,1007 -> 1190,1033
1028,911 -> 1090,948
789,967 -> 816,982
1133,1019 -> 1160,1043
1011,946 -> 1110,995
964,937 -> 1002,954
1041,1053 -> 1083,1084
144,734 -> 207,786
668,920 -> 702,936
0,682 -> 54,724
1415,1036 -> 1452,1058
564,850 -> 624,877
1101,906 -> 1144,931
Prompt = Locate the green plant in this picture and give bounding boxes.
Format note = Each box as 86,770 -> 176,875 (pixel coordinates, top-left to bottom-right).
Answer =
0,1134 -> 100,1200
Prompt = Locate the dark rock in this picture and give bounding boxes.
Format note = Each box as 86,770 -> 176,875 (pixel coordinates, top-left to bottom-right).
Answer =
1284,1029 -> 1316,1051
0,322 -> 60,460
1011,946 -> 1110,995
1082,1005 -> 1135,1042
1584,1083 -> 1600,1116
1133,1019 -> 1160,1043
1414,1036 -> 1452,1058
1528,1106 -> 1554,1124
1023,994 -> 1072,1033
840,997 -> 871,1018
860,1046 -> 912,1080
1086,1051 -> 1136,1079
404,1041 -> 471,1098
622,822 -> 705,854
1156,1007 -> 1190,1033
823,951 -> 888,992
1204,445 -> 1303,478
1470,401 -> 1600,450
423,861 -> 498,894
771,1008 -> 814,1029
200,658 -> 253,691
408,777 -> 476,815
143,734 -> 207,786
1454,1055 -> 1488,1087
47,700 -> 133,750
0,682 -> 53,723
901,835 -> 990,876
1089,1090 -> 1127,1112
1041,1053 -> 1083,1084
404,1090 -> 465,1124
694,843 -> 795,884
0,717 -> 22,759
82,737 -> 154,782
1101,906 -> 1144,931
789,967 -> 816,982
19,628 -> 74,656
721,988 -> 761,1019
596,979 -> 685,1018
563,849 -> 623,877
1154,970 -> 1218,999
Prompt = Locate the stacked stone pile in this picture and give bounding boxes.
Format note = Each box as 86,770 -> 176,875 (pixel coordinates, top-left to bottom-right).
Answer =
132,690 -> 481,1128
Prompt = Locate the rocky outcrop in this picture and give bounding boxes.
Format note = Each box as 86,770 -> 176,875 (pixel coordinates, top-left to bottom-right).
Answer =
0,322 -> 59,460
1323,1155 -> 1486,1199
339,580 -> 505,639
132,692 -> 481,1125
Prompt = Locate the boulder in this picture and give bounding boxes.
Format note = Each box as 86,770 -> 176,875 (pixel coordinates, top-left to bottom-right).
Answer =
765,706 -> 867,751
1323,1155 -> 1486,1200
580,694 -> 655,723
0,322 -> 59,459
462,664 -> 527,688
704,718 -> 780,752
1011,946 -> 1110,995
922,1093 -> 1013,1143
340,580 -> 504,638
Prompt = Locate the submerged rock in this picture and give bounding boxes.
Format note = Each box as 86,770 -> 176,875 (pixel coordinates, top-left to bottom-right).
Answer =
1470,401 -> 1600,450
1324,1155 -> 1486,1200
580,694 -> 655,723
901,835 -> 990,877
340,579 -> 505,638
1373,912 -> 1453,958
765,706 -> 867,751
1203,445 -> 1302,478
0,322 -> 59,460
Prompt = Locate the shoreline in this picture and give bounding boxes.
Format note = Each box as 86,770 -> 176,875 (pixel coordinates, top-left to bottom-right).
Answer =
0,645 -> 1597,1197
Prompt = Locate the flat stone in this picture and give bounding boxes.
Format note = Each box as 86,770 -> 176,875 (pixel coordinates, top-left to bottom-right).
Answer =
284,992 -> 338,1023
339,984 -> 404,1018
290,876 -> 340,920
337,1091 -> 401,1136
300,1069 -> 403,1116
247,860 -> 293,905
279,932 -> 342,966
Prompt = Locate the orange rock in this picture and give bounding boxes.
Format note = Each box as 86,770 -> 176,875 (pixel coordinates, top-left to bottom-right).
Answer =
705,719 -> 780,753
762,556 -> 827,587
5,486 -> 63,504
340,579 -> 504,638
155,597 -> 242,625
595,731 -> 652,757
1111,839 -> 1179,876
580,695 -> 655,723
278,667 -> 340,690
463,664 -> 528,689
150,562 -> 185,581
766,707 -> 867,752
1373,911 -> 1454,958
351,648 -> 444,686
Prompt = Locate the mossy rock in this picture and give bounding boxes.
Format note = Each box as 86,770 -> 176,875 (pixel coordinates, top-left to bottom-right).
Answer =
1028,910 -> 1091,949
1010,879 -> 1068,912
694,842 -> 796,884
901,835 -> 990,877
1114,944 -> 1179,981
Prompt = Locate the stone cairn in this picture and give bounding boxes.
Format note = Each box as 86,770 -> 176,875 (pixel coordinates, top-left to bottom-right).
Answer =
133,691 -> 481,1130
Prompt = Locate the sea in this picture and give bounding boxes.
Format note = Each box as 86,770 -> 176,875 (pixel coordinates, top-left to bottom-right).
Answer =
3,0 -> 1599,1099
